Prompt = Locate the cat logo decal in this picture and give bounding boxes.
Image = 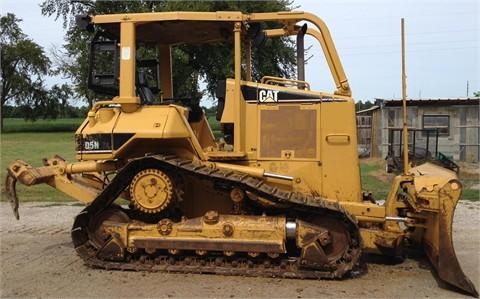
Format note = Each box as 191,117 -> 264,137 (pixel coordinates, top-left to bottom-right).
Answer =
258,89 -> 279,102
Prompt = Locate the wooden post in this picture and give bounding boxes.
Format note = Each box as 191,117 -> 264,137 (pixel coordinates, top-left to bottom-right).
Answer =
401,18 -> 409,174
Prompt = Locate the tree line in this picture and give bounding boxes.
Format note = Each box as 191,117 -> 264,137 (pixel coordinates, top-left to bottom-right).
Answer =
2,103 -> 89,119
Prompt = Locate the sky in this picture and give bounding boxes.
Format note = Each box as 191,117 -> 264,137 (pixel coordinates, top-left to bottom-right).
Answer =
1,0 -> 479,103
298,0 -> 479,101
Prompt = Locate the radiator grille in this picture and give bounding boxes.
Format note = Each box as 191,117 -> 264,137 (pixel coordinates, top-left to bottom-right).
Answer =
260,106 -> 317,159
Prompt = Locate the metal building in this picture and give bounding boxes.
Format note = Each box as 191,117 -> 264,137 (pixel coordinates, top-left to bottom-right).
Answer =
356,98 -> 480,163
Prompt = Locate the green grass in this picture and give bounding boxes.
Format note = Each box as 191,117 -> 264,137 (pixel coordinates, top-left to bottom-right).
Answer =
1,132 -> 77,202
462,189 -> 480,201
206,116 -> 222,138
3,118 -> 83,133
360,161 -> 392,201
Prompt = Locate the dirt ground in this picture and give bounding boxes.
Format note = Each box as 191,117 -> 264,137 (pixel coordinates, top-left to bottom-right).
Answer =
1,201 -> 478,298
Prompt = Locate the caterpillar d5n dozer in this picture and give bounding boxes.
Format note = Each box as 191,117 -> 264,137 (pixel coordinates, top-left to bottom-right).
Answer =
4,11 -> 478,296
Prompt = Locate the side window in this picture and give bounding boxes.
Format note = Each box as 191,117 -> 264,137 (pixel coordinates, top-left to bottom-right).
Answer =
136,46 -> 160,94
423,115 -> 450,136
88,39 -> 119,96
387,109 -> 396,128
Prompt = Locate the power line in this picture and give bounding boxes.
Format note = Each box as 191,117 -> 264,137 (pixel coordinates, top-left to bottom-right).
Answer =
332,29 -> 478,41
322,11 -> 478,23
340,45 -> 477,56
337,39 -> 477,51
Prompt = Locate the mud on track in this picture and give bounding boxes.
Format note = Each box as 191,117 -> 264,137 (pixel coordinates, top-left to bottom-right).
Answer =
1,201 -> 478,298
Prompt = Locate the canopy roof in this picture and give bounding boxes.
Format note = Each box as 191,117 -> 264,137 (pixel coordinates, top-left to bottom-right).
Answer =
90,11 -> 291,45
99,20 -> 239,45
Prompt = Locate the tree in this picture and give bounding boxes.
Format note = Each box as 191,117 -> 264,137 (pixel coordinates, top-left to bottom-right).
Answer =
48,84 -> 73,118
0,13 -> 51,131
474,91 -> 480,97
355,100 -> 375,112
17,81 -> 49,121
40,0 -> 296,105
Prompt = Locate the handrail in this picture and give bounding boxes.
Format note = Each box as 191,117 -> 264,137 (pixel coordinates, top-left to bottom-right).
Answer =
260,76 -> 310,90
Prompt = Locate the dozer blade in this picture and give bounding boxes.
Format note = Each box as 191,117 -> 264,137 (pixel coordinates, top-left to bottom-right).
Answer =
4,172 -> 19,220
421,180 -> 479,297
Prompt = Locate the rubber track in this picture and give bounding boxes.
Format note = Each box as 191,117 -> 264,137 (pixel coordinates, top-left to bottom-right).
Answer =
71,155 -> 361,278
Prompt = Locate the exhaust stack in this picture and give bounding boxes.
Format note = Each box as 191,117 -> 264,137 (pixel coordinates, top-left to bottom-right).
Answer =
296,23 -> 308,89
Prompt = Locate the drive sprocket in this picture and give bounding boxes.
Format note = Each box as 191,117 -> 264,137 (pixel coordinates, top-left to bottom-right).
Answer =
129,168 -> 174,214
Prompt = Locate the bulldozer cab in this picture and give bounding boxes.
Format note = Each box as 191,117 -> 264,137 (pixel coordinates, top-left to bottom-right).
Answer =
79,12 -> 352,102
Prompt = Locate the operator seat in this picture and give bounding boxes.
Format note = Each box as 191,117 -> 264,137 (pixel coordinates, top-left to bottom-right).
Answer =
136,70 -> 155,104
215,80 -> 226,121
215,80 -> 234,144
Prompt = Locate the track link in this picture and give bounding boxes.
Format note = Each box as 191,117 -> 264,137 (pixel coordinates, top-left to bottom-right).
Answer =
72,155 -> 361,279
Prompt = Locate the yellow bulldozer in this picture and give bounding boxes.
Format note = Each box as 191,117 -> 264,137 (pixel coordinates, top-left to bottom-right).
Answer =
4,11 -> 478,296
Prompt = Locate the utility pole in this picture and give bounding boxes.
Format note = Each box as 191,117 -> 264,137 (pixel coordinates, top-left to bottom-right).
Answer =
466,80 -> 469,97
401,18 -> 409,174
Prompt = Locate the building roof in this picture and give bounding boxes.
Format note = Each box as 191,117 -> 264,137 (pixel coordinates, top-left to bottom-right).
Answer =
356,105 -> 380,114
375,97 -> 479,107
